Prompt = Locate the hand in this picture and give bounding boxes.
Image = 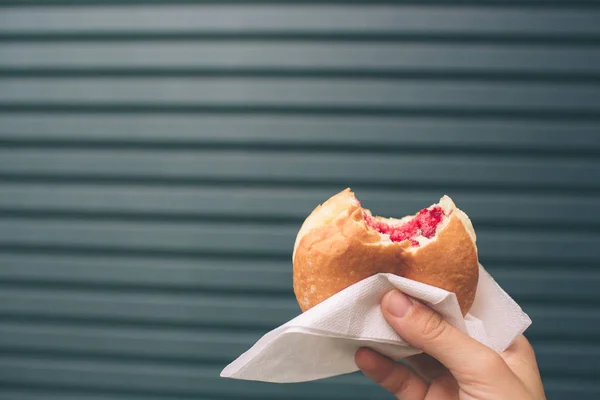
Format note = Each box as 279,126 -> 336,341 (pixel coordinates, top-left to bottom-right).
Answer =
355,290 -> 546,400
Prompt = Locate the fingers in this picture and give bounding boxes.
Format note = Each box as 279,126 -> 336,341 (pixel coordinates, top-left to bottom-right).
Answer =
405,354 -> 447,382
501,335 -> 537,375
501,335 -> 547,399
423,373 -> 459,400
502,335 -> 537,367
381,290 -> 510,384
405,354 -> 458,399
355,347 -> 428,400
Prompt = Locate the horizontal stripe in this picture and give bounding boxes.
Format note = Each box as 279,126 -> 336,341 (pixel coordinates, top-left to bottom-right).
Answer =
0,352 -> 597,400
0,356 -> 376,399
1,115 -> 599,153
1,79 -> 599,112
1,253 -> 598,301
1,5 -> 599,35
2,70 -> 600,85
0,149 -> 598,189
2,34 -> 600,47
1,0 -> 600,6
1,43 -> 598,73
0,217 -> 598,261
0,321 -> 598,374
0,184 -> 598,226
0,383 -> 597,400
1,287 -> 598,338
0,381 -> 597,400
0,388 -> 211,400
4,105 -> 600,120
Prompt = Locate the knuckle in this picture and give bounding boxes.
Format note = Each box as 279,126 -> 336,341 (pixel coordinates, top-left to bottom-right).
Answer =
433,373 -> 459,393
376,364 -> 411,395
391,375 -> 413,397
455,352 -> 507,386
522,336 -> 537,359
461,353 -> 507,386
419,308 -> 448,343
478,350 -> 505,371
373,363 -> 396,386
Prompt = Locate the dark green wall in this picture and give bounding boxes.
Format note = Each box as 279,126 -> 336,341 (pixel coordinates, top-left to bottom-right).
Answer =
0,1 -> 599,399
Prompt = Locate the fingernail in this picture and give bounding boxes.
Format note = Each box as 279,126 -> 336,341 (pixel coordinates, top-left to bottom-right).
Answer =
383,290 -> 413,318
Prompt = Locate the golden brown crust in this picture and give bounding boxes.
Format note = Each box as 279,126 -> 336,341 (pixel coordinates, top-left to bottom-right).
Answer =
292,189 -> 479,315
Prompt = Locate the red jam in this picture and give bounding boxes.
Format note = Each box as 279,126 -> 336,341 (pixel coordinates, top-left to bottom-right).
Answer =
364,206 -> 445,247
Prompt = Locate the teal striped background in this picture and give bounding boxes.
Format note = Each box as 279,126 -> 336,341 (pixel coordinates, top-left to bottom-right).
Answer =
0,1 -> 599,399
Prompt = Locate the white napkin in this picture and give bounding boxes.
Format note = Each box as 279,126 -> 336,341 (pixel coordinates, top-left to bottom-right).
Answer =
221,264 -> 531,383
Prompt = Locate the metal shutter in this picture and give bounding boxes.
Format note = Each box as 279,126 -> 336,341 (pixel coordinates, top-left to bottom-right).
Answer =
0,2 -> 599,399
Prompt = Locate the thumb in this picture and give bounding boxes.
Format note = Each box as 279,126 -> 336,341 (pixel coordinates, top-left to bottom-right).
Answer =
381,290 -> 508,383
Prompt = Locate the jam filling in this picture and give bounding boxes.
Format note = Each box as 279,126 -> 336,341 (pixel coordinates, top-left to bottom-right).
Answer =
364,206 -> 445,247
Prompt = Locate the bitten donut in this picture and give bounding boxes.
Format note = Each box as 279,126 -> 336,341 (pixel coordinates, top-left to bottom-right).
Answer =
292,188 -> 479,315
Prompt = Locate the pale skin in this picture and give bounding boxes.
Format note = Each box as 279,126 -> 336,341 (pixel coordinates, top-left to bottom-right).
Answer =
355,290 -> 547,400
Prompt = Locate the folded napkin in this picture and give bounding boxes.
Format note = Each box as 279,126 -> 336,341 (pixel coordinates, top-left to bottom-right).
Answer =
221,264 -> 531,383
